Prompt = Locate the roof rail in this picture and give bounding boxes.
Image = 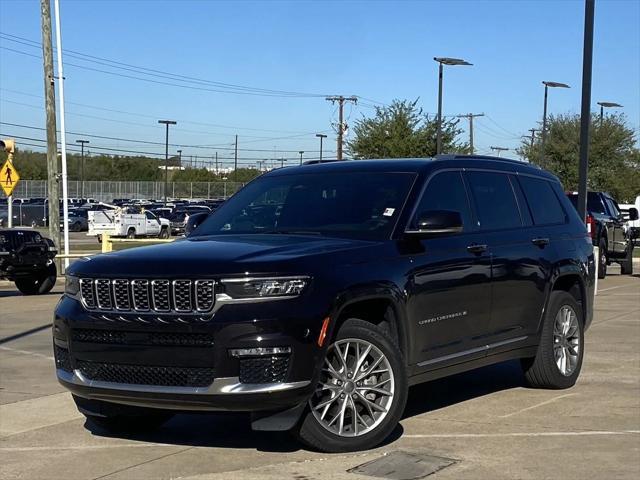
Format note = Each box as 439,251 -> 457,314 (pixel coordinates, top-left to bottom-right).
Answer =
302,159 -> 342,165
434,154 -> 539,168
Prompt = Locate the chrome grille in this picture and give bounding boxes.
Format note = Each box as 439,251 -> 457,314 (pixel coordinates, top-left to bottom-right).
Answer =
173,280 -> 192,312
151,280 -> 171,312
79,278 -> 215,314
113,279 -> 131,310
195,280 -> 215,312
95,279 -> 112,309
79,279 -> 96,309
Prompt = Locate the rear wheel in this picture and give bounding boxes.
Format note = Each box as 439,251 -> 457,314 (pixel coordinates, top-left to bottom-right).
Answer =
521,291 -> 584,389
73,395 -> 173,433
294,318 -> 407,452
620,243 -> 634,275
126,228 -> 136,239
597,239 -> 607,279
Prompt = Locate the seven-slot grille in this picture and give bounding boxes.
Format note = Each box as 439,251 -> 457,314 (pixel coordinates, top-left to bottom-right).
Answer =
79,278 -> 215,314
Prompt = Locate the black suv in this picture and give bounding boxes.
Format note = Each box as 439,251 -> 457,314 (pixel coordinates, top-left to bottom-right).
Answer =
1,229 -> 58,294
566,191 -> 637,278
55,156 -> 594,452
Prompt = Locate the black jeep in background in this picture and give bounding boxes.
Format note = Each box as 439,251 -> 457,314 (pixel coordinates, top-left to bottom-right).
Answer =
566,191 -> 637,278
0,229 -> 58,294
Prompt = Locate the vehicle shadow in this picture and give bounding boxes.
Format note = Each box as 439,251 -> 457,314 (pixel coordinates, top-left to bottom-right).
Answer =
86,361 -> 523,452
0,289 -> 63,298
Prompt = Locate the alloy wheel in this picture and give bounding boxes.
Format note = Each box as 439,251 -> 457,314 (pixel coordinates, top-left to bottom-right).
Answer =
309,338 -> 395,437
553,305 -> 580,376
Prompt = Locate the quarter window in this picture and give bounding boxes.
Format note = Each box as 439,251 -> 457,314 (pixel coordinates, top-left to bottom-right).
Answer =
411,171 -> 471,231
518,176 -> 567,225
466,171 -> 522,230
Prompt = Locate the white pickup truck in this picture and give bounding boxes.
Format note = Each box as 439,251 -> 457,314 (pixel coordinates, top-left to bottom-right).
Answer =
88,209 -> 171,239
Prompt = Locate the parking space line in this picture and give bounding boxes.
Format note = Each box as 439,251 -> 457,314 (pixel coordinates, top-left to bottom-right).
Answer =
597,284 -> 639,293
403,430 -> 640,439
0,444 -> 179,452
0,345 -> 54,361
497,393 -> 578,418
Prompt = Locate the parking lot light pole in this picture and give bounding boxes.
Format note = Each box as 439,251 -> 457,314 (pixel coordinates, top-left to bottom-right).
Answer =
75,139 -> 89,199
433,57 -> 472,155
540,81 -> 570,167
597,101 -> 622,122
158,120 -> 176,206
316,133 -> 327,161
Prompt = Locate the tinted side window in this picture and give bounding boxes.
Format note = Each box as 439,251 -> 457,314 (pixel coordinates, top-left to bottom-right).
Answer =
412,171 -> 471,231
605,198 -> 620,217
518,176 -> 567,225
466,171 -> 521,230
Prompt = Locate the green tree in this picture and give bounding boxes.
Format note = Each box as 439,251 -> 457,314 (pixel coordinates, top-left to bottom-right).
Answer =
518,113 -> 640,202
346,99 -> 468,159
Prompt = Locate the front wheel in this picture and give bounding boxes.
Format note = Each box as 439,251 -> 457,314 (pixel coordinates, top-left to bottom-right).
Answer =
159,227 -> 170,239
14,263 -> 57,295
620,243 -> 633,275
521,291 -> 584,389
294,318 -> 407,452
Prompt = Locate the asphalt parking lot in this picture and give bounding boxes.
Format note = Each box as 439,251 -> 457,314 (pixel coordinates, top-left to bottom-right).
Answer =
1,267 -> 638,480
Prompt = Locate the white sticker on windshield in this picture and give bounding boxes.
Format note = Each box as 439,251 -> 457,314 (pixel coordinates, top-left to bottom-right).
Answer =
383,208 -> 395,217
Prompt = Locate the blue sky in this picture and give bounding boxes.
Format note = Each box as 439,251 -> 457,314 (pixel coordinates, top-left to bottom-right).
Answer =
0,0 -> 638,168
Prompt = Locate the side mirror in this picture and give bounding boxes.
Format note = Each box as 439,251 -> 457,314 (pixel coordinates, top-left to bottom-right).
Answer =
628,207 -> 639,221
186,212 -> 210,236
407,210 -> 463,236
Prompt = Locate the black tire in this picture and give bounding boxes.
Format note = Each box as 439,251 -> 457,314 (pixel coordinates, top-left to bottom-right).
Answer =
14,263 -> 57,295
620,243 -> 634,275
73,395 -> 173,434
293,318 -> 407,453
159,227 -> 170,239
126,228 -> 136,239
72,221 -> 82,232
521,291 -> 584,389
597,238 -> 607,279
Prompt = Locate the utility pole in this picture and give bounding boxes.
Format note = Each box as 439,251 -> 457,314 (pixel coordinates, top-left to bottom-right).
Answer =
234,135 -> 238,178
490,146 -> 509,157
75,139 -> 89,198
158,120 -> 176,205
326,96 -> 357,160
215,152 -> 218,174
177,149 -> 182,167
299,151 -> 304,165
40,0 -> 60,250
528,129 -> 538,149
456,113 -> 484,155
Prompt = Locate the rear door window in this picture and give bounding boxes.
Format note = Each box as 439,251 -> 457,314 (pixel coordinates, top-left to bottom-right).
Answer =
518,176 -> 567,225
466,171 -> 522,231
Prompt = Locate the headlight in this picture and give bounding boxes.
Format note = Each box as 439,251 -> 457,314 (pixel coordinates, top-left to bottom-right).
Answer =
222,276 -> 309,299
65,275 -> 80,297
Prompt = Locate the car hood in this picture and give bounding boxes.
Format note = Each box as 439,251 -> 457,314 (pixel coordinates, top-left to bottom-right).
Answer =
69,234 -> 381,277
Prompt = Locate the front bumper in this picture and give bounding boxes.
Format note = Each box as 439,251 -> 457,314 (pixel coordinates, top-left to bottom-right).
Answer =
54,294 -> 328,412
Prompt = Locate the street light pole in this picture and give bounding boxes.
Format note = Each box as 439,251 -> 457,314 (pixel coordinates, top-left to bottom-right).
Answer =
75,139 -> 89,199
316,133 -> 327,161
158,120 -> 176,205
299,151 -> 304,165
597,101 -> 622,122
177,149 -> 182,167
434,57 -> 472,155
540,81 -> 570,167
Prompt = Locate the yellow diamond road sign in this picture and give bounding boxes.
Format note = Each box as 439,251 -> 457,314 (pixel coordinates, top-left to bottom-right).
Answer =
1,159 -> 19,197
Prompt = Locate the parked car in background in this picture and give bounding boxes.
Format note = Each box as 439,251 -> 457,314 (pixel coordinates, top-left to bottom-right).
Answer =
1,228 -> 57,295
566,191 -> 637,278
619,195 -> 640,246
56,156 -> 594,452
169,206 -> 211,235
60,208 -> 89,232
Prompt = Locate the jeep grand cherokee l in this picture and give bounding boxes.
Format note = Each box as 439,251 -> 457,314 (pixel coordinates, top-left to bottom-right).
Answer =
54,156 -> 594,452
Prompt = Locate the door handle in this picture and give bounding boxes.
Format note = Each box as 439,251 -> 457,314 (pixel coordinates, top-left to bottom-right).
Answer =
467,244 -> 488,254
531,237 -> 550,247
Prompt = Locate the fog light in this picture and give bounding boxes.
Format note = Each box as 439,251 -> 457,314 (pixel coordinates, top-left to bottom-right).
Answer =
229,346 -> 291,358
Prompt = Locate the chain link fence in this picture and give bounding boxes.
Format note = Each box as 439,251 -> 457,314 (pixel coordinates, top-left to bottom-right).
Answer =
8,180 -> 244,202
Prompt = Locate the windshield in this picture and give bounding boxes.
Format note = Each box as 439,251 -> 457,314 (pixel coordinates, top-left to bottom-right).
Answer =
193,171 -> 416,240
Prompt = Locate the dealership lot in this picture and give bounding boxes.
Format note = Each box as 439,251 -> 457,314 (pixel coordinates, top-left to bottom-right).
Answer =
1,269 -> 638,480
